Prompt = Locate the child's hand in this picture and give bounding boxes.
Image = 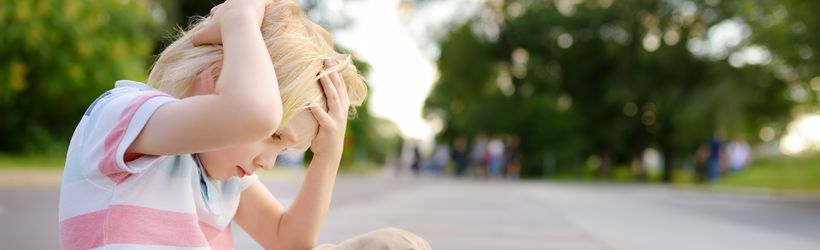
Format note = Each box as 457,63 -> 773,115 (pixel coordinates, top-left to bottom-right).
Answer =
192,0 -> 272,46
309,60 -> 350,160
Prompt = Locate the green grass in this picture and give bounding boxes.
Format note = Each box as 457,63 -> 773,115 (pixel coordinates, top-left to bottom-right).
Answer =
538,154 -> 820,193
0,153 -> 65,169
718,153 -> 820,191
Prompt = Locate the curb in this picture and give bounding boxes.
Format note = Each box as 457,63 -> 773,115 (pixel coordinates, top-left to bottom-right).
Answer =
0,168 -> 63,189
671,184 -> 820,202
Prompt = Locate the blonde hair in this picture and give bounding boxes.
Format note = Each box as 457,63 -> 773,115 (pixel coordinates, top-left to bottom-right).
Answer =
147,0 -> 367,128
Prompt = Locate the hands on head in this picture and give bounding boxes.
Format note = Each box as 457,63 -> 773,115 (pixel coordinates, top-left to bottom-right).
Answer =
309,60 -> 351,159
192,0 -> 352,160
192,0 -> 274,46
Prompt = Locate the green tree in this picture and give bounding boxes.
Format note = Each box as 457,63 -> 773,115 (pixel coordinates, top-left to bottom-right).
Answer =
426,0 -> 798,181
0,0 -> 159,153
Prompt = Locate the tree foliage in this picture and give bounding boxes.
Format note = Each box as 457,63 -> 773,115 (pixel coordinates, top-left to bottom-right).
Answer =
425,0 -> 809,180
0,0 -> 158,153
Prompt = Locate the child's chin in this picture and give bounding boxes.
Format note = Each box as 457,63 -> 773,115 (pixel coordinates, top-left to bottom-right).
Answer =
213,173 -> 235,181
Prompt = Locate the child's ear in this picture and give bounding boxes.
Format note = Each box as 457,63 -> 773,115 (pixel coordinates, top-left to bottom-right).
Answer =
198,62 -> 222,93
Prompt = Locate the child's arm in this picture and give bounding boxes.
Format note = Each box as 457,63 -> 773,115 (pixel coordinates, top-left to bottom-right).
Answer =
234,61 -> 350,249
129,0 -> 281,157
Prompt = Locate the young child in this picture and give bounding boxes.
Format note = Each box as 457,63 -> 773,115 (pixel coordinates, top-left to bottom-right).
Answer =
58,0 -> 430,249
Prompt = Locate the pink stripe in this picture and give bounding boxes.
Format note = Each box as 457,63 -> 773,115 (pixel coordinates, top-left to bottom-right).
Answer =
99,92 -> 169,184
200,222 -> 234,250
60,205 -> 208,249
60,210 -> 105,250
106,205 -> 207,246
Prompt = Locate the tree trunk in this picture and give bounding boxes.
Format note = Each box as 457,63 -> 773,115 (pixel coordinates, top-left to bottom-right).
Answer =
596,150 -> 613,178
661,149 -> 674,183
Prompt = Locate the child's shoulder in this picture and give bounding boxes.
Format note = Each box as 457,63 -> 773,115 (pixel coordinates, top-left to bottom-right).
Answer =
113,80 -> 155,91
84,80 -> 173,117
107,80 -> 168,99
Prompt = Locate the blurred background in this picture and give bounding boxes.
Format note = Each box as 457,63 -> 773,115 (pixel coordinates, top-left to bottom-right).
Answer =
2,0 -> 820,249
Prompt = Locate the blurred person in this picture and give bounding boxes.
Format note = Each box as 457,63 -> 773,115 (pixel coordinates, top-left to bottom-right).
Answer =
396,139 -> 414,177
451,136 -> 469,177
57,1 -> 429,249
487,136 -> 505,179
705,130 -> 726,182
470,133 -> 489,178
727,139 -> 751,173
431,143 -> 450,175
504,135 -> 521,179
411,144 -> 422,175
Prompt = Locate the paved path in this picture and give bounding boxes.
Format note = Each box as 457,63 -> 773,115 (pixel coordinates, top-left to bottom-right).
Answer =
2,170 -> 820,249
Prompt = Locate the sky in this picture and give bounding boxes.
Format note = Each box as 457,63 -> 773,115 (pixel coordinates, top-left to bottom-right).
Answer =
330,0 -> 480,142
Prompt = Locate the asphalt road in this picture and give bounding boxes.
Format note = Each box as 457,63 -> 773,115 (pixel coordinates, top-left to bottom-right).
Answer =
2,171 -> 819,250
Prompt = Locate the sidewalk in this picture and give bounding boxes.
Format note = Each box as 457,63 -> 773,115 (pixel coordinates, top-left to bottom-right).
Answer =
4,168 -> 820,249
0,168 -> 63,189
2,166 -> 819,200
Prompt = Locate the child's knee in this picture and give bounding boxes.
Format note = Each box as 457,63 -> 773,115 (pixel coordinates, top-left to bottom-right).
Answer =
335,227 -> 431,250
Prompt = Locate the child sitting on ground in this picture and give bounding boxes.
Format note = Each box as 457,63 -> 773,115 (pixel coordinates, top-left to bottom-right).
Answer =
58,0 -> 430,249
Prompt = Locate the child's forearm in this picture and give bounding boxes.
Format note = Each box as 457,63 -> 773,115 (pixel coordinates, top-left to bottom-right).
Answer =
215,14 -> 282,138
277,155 -> 341,248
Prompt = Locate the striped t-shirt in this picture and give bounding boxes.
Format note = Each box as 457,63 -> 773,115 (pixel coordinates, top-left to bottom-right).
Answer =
59,80 -> 259,250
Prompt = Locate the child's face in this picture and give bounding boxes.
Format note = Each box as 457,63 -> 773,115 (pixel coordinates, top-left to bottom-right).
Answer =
196,110 -> 319,180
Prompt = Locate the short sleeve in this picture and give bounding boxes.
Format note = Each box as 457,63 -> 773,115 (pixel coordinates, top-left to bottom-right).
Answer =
80,81 -> 177,183
238,173 -> 260,191
111,92 -> 176,173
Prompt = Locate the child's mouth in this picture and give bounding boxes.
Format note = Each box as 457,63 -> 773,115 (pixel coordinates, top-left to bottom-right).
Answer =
236,166 -> 247,177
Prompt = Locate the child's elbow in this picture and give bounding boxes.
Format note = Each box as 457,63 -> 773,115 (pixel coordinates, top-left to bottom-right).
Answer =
242,103 -> 282,140
251,113 -> 282,138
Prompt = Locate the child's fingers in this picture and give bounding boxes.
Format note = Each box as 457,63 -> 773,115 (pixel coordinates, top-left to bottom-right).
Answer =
210,4 -> 221,16
192,19 -> 221,46
324,60 -> 349,109
309,106 -> 334,127
329,71 -> 345,96
330,71 -> 349,107
319,75 -> 340,114
192,3 -> 223,46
